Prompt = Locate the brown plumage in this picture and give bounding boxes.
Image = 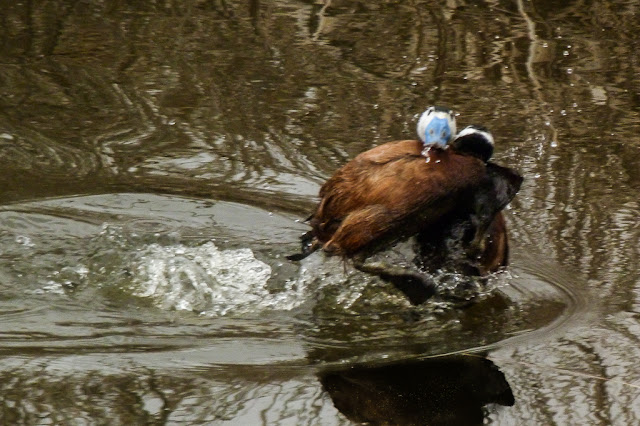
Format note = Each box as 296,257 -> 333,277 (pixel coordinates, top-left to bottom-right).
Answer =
478,211 -> 510,274
289,137 -> 522,302
310,140 -> 485,256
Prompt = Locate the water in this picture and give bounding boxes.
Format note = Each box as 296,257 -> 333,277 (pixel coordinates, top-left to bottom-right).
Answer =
1,1 -> 639,424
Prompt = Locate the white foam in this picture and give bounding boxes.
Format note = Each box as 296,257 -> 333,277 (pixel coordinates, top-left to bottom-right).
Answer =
133,241 -> 305,316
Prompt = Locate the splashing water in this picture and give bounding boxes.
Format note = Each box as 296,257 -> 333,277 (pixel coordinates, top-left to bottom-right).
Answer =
131,241 -> 307,316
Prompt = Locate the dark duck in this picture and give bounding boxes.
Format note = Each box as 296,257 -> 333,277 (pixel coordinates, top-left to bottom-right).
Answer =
288,107 -> 522,304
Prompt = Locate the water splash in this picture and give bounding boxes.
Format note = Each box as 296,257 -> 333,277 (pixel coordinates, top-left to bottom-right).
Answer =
131,241 -> 306,316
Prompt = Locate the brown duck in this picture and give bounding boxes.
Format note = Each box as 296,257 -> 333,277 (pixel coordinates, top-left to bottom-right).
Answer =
288,107 -> 522,303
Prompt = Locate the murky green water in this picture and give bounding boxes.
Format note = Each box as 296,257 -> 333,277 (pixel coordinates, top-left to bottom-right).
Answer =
1,1 -> 639,425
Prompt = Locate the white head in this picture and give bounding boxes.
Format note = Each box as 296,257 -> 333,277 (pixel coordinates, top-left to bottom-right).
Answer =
416,106 -> 457,146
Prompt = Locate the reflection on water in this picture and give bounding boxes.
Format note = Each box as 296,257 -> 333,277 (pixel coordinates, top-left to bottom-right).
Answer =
320,355 -> 514,426
1,0 -> 640,424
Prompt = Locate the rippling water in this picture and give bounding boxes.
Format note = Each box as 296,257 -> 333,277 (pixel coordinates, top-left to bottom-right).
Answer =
1,1 -> 639,425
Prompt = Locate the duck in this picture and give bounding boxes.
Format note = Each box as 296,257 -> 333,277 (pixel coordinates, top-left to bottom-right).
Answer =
288,107 -> 522,303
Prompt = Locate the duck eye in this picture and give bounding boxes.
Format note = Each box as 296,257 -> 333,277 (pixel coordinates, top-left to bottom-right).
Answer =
441,130 -> 447,138
429,129 -> 435,135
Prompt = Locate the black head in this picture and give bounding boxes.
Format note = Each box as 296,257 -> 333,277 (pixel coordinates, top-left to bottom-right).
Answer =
449,125 -> 494,163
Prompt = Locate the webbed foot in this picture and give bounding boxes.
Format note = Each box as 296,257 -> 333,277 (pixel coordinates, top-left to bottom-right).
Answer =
352,258 -> 437,305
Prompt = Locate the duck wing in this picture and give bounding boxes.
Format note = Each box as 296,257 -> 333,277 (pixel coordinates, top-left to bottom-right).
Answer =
468,163 -> 523,245
316,146 -> 487,256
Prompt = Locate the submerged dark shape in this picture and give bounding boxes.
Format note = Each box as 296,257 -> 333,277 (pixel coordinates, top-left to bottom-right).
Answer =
319,355 -> 515,426
288,109 -> 522,303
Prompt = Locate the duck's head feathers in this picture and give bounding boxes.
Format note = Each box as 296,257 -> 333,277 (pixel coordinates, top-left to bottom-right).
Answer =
417,106 -> 457,147
450,125 -> 494,162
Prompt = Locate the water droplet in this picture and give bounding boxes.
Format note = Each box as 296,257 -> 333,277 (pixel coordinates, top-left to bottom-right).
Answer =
542,42 -> 549,48
563,51 -> 569,56
534,173 -> 541,179
567,68 -> 573,74
551,141 -> 558,148
15,235 -> 34,247
560,110 -> 567,116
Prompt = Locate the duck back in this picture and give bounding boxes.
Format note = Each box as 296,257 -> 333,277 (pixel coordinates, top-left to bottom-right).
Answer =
309,140 -> 488,257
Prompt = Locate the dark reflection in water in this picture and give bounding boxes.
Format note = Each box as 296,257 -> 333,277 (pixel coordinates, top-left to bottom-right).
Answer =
319,355 -> 514,426
1,0 -> 640,424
